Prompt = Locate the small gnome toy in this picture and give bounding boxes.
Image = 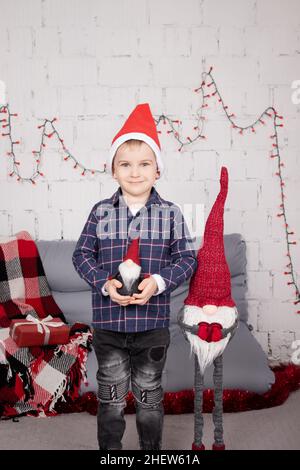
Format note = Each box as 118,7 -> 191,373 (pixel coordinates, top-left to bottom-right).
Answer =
110,237 -> 145,297
178,167 -> 239,451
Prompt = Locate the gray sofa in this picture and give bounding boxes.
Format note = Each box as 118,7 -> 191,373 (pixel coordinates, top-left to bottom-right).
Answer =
36,233 -> 275,395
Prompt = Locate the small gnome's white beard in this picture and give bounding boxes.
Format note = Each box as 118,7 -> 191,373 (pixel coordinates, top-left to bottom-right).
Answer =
183,305 -> 237,375
118,261 -> 141,290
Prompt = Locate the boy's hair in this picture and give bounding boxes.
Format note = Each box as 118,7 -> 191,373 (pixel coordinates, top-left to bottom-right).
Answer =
112,139 -> 157,173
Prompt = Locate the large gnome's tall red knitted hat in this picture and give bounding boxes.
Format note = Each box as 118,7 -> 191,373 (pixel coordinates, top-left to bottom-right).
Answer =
123,237 -> 141,266
184,167 -> 235,308
107,103 -> 164,177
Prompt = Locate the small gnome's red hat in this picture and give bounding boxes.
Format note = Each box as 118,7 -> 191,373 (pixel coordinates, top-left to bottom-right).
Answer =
184,167 -> 236,308
123,237 -> 141,266
107,103 -> 164,177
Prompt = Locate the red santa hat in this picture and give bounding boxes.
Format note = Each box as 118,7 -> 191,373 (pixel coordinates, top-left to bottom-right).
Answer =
107,103 -> 164,177
184,167 -> 236,308
123,237 -> 141,266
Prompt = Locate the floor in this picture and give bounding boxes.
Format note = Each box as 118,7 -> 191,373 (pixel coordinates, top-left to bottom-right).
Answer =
0,390 -> 299,450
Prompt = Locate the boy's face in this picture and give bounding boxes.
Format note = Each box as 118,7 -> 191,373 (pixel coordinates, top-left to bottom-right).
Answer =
112,141 -> 160,197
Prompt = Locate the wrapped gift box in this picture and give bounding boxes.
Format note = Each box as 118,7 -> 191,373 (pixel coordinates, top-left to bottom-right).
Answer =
9,315 -> 70,347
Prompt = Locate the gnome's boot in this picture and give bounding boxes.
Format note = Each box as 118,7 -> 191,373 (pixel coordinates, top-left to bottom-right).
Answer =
192,358 -> 205,450
211,354 -> 225,450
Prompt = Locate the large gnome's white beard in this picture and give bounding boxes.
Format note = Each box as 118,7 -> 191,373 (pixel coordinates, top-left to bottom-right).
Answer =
183,305 -> 237,374
118,260 -> 141,290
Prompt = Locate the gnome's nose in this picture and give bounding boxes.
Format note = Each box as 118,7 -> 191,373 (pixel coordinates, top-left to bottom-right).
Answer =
203,305 -> 218,315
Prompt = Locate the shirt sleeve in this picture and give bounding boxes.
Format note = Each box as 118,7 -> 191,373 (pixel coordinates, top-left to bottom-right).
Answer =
151,274 -> 166,296
101,282 -> 110,296
72,204 -> 110,293
156,206 -> 197,296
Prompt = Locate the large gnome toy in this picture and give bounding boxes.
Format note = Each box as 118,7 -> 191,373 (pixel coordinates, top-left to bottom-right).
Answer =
178,167 -> 239,451
109,237 -> 145,297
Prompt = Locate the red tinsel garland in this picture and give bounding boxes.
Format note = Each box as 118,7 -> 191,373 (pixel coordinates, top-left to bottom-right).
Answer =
52,363 -> 300,416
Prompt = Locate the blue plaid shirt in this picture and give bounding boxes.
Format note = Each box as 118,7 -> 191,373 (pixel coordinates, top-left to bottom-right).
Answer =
72,186 -> 197,332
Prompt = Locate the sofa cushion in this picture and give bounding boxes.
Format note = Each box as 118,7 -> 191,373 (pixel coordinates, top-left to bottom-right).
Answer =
80,322 -> 275,395
36,240 -> 88,292
37,233 -> 275,395
165,321 -> 275,393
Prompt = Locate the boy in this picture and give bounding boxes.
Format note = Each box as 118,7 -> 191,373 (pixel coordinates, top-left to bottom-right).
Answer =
72,103 -> 197,450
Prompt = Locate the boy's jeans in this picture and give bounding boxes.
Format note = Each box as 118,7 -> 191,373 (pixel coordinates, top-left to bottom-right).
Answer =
92,326 -> 170,450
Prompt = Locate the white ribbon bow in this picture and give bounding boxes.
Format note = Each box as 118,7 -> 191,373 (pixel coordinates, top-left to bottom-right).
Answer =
12,314 -> 66,345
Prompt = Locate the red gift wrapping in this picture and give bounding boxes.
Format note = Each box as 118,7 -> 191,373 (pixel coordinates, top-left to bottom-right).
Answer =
9,316 -> 70,347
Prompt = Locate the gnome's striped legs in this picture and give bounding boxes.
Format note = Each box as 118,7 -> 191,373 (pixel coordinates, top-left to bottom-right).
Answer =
192,357 -> 205,450
212,354 -> 225,450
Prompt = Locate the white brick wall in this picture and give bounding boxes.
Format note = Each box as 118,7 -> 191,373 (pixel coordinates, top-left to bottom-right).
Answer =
0,0 -> 299,362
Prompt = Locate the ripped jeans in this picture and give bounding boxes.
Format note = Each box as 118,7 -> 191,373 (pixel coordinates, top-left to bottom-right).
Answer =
92,327 -> 170,450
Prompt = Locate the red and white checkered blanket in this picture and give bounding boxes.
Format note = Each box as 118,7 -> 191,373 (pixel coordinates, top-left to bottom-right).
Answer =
0,231 -> 92,419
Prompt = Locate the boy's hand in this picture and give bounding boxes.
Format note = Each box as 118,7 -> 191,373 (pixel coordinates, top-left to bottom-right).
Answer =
104,279 -> 134,306
129,276 -> 158,305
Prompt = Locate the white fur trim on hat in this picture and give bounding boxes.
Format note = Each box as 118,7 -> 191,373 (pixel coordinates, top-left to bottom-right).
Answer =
107,132 -> 164,178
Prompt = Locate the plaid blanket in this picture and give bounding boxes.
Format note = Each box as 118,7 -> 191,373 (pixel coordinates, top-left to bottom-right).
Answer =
0,231 -> 92,418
